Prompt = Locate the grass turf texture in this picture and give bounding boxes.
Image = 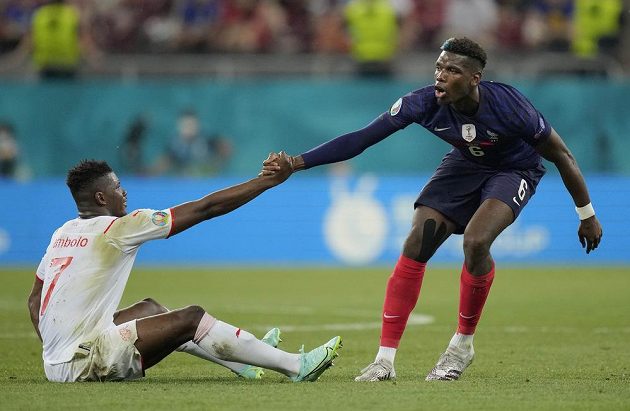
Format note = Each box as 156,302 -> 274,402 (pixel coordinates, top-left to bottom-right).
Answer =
1,266 -> 628,411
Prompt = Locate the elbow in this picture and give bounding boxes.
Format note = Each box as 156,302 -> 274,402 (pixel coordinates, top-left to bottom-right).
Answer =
546,146 -> 576,168
557,150 -> 578,169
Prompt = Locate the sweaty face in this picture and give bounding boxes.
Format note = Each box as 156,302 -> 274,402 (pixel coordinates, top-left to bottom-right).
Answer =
99,172 -> 128,217
434,51 -> 480,106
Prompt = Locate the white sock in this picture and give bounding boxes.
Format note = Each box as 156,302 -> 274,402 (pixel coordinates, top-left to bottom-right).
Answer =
449,332 -> 474,350
196,320 -> 301,377
176,341 -> 251,374
375,346 -> 397,364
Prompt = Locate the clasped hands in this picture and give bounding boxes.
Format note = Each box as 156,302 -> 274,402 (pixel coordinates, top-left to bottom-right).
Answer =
258,151 -> 294,182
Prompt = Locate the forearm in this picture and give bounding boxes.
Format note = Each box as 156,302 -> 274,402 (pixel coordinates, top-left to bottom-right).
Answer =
28,297 -> 42,342
198,177 -> 273,217
537,129 -> 592,207
554,153 -> 591,207
170,176 -> 274,235
299,114 -> 398,170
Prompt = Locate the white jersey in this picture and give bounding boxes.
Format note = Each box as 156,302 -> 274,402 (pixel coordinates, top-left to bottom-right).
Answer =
36,209 -> 173,365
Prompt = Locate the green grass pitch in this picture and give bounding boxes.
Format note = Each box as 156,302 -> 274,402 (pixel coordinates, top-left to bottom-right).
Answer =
1,266 -> 629,410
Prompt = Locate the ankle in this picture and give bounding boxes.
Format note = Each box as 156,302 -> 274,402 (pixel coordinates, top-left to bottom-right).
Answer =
449,332 -> 474,351
375,346 -> 397,364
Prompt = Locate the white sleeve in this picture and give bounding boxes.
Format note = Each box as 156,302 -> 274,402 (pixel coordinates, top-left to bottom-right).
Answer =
36,228 -> 59,281
36,257 -> 46,281
103,209 -> 173,253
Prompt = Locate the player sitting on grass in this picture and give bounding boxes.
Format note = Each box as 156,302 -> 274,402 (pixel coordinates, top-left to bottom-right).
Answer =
27,155 -> 342,382
263,37 -> 602,382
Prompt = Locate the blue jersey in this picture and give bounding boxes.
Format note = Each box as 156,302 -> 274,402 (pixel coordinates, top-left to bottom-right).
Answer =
386,81 -> 551,169
301,81 -> 551,172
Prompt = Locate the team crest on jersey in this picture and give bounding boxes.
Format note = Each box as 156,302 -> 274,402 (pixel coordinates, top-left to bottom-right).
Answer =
151,211 -> 169,227
486,129 -> 500,143
533,116 -> 546,140
462,124 -> 476,142
390,98 -> 402,116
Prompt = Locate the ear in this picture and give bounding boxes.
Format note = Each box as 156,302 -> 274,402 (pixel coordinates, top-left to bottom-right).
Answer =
94,191 -> 106,206
471,71 -> 482,87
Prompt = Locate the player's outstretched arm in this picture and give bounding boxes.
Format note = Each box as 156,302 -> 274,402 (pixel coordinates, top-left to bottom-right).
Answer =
535,128 -> 603,253
261,115 -> 399,175
168,152 -> 292,237
27,277 -> 43,342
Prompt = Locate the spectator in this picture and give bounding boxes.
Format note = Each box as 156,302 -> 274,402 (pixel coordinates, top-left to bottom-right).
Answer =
522,0 -> 573,52
399,0 -> 447,51
120,115 -> 149,176
89,0 -> 143,53
441,0 -> 498,50
2,0 -> 102,80
176,0 -> 223,53
207,134 -> 233,173
311,1 -> 349,54
154,110 -> 233,177
277,0 -> 312,53
0,121 -> 29,180
142,0 -> 182,53
495,0 -> 527,50
214,0 -> 287,53
0,0 -> 37,54
344,0 -> 400,77
572,0 -> 624,58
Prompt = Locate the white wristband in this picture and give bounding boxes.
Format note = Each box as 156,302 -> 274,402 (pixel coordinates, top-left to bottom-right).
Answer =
575,203 -> 595,220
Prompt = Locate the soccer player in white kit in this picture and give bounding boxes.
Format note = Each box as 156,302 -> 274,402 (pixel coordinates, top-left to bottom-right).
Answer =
27,155 -> 342,382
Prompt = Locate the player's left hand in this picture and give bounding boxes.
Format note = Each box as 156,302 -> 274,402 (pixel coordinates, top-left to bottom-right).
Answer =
258,151 -> 294,177
578,216 -> 602,254
259,152 -> 280,176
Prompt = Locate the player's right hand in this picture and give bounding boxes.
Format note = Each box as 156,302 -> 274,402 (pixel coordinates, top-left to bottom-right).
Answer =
258,151 -> 293,184
259,152 -> 280,176
578,216 -> 602,254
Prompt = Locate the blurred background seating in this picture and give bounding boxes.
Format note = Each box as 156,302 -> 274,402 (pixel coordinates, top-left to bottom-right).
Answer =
0,0 -> 626,78
0,0 -> 628,180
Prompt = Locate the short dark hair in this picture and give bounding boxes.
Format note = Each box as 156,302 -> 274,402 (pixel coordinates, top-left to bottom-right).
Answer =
66,159 -> 113,197
440,37 -> 487,69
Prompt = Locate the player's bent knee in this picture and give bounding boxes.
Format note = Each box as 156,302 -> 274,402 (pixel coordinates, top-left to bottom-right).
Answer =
179,305 -> 206,327
141,297 -> 168,314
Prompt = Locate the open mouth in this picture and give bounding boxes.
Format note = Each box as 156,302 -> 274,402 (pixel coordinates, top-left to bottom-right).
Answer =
435,84 -> 446,99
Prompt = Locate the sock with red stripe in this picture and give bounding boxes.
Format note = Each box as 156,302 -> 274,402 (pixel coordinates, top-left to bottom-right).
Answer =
457,262 -> 495,335
379,255 -> 426,350
194,315 -> 300,376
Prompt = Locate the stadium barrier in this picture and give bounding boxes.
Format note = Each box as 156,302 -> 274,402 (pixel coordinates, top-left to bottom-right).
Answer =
0,79 -> 629,176
1,174 -> 627,265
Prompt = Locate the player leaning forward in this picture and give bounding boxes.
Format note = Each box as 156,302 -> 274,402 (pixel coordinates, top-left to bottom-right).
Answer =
265,37 -> 603,381
28,154 -> 341,382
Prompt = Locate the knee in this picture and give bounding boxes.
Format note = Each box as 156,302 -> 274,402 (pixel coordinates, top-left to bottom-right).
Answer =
180,305 -> 206,328
141,297 -> 168,315
403,220 -> 446,262
462,234 -> 491,259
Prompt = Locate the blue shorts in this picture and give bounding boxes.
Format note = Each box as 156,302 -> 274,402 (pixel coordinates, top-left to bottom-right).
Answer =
415,152 -> 546,234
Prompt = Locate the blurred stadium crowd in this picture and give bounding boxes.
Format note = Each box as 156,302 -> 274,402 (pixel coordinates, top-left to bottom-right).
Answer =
0,0 -> 625,59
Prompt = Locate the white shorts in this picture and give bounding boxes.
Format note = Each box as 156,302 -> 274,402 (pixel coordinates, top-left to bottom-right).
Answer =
44,320 -> 144,382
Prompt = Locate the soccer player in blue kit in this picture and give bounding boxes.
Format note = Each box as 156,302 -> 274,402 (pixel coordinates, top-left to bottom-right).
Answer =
263,37 -> 603,381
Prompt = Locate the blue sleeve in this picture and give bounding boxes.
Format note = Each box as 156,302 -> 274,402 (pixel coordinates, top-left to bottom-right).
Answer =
300,114 -> 401,169
524,111 -> 552,146
502,84 -> 552,146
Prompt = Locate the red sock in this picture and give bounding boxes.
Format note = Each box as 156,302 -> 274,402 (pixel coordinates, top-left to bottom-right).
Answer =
457,263 -> 495,335
380,255 -> 426,348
